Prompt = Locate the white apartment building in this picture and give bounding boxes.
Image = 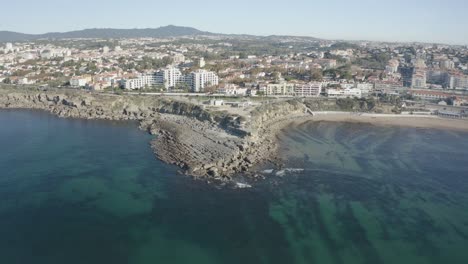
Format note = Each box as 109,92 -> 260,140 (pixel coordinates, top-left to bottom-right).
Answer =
70,76 -> 92,87
355,83 -> 374,95
264,82 -> 295,96
449,75 -> 468,90
197,57 -> 206,68
123,74 -> 159,90
189,70 -> 219,92
173,53 -> 185,64
327,88 -> 362,98
122,68 -> 219,91
295,83 -> 322,97
156,67 -> 186,89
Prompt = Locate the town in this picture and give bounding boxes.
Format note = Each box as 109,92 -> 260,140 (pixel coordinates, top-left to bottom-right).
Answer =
1,31 -> 468,116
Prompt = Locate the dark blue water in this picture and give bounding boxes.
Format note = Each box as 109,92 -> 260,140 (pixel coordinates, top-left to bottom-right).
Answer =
1,109 -> 468,264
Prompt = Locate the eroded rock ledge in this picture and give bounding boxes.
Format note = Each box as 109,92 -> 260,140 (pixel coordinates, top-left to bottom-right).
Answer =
0,88 -> 281,180
0,87 -> 396,180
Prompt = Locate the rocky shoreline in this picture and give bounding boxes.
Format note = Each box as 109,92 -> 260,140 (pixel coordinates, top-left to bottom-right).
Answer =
4,87 -> 456,181
0,87 -> 299,180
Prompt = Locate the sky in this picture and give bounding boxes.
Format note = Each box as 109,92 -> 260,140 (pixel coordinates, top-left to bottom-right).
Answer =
1,0 -> 467,45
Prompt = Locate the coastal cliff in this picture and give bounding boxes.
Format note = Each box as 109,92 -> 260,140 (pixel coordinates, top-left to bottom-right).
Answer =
0,87 -> 399,180
0,88 -> 249,179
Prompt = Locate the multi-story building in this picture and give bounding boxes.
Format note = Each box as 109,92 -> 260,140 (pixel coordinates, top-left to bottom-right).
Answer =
295,83 -> 322,97
411,71 -> 427,88
156,67 -> 186,89
327,88 -> 362,98
198,57 -> 205,68
123,73 -> 159,90
263,82 -> 295,96
385,59 -> 399,74
5,43 -> 13,52
189,70 -> 219,92
70,75 -> 92,87
355,83 -> 374,95
426,70 -> 450,87
173,53 -> 185,64
122,68 -> 218,91
449,74 -> 468,90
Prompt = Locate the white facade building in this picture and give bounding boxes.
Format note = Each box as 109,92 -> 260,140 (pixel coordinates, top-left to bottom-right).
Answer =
412,72 -> 427,88
123,74 -> 159,90
173,53 -> 185,64
264,82 -> 295,96
198,57 -> 206,68
122,68 -> 220,92
295,83 -> 322,97
189,70 -> 219,92
156,67 -> 185,89
355,83 -> 374,95
5,43 -> 13,52
70,77 -> 90,87
449,75 -> 468,90
327,88 -> 362,98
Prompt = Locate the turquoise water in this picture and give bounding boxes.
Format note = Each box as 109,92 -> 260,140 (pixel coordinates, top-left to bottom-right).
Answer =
1,110 -> 468,264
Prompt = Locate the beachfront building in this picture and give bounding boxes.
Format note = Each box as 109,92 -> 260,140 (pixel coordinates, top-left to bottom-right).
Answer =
327,88 -> 362,98
295,83 -> 322,97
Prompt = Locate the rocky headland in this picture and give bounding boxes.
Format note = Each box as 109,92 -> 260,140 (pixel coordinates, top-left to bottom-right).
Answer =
3,86 -> 456,181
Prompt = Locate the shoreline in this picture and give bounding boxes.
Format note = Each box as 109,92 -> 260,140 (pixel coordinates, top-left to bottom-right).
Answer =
1,88 -> 467,181
284,112 -> 468,132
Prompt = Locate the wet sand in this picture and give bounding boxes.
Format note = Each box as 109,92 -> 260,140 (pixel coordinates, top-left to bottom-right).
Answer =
283,113 -> 468,132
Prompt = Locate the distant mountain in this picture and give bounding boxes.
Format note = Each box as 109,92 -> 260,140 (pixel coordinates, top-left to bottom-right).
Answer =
0,25 -> 215,42
0,31 -> 37,42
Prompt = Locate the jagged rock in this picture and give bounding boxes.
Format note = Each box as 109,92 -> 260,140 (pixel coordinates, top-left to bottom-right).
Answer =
1,87 -> 368,181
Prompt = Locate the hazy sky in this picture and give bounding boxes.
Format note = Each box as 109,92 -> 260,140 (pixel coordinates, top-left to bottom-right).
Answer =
1,0 -> 467,44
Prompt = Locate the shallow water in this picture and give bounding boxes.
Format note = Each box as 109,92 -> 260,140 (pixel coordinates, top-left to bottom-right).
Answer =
1,110 -> 467,264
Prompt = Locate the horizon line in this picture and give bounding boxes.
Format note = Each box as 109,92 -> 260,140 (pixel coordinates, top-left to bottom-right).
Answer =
1,25 -> 467,46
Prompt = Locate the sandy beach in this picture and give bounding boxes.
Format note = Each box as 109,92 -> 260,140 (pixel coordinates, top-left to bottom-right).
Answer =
286,113 -> 468,132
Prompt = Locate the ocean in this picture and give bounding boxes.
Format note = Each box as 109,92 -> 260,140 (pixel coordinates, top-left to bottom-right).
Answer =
1,109 -> 467,264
